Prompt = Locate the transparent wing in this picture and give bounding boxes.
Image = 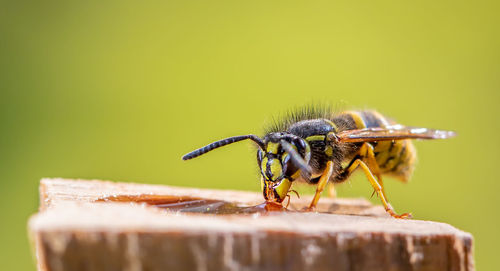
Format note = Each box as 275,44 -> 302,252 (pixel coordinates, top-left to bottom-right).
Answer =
336,125 -> 456,143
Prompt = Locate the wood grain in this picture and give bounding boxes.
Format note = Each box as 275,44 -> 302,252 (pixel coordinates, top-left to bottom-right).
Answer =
29,178 -> 474,271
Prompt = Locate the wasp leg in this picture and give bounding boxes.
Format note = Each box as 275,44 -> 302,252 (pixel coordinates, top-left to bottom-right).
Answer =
342,157 -> 411,219
307,160 -> 334,210
327,182 -> 336,198
363,144 -> 388,201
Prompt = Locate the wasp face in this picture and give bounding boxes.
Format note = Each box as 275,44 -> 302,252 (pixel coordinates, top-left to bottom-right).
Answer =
257,133 -> 309,202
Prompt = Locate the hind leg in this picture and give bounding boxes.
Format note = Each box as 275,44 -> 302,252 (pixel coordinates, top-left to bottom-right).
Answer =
364,143 -> 388,201
327,182 -> 336,198
339,143 -> 411,219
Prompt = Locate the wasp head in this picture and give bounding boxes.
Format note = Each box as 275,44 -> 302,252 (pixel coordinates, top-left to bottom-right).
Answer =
257,132 -> 311,203
182,132 -> 311,204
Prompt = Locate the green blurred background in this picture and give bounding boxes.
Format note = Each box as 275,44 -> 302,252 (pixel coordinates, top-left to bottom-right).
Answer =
1,1 -> 499,270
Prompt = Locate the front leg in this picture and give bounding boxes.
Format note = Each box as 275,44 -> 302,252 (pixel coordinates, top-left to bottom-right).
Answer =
307,160 -> 334,210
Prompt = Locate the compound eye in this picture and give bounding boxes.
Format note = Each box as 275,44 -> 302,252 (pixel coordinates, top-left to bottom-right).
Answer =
293,139 -> 305,151
281,152 -> 290,165
257,149 -> 264,163
281,152 -> 290,172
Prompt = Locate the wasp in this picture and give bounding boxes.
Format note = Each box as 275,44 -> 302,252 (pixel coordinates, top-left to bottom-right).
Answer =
182,107 -> 455,218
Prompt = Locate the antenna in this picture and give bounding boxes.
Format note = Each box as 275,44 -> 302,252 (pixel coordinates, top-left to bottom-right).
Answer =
182,135 -> 265,160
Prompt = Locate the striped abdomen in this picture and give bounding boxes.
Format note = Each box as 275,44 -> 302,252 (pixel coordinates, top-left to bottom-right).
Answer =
333,110 -> 417,182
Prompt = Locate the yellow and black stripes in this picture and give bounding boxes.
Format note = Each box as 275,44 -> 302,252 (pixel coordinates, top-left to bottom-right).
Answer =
390,141 -> 417,181
334,110 -> 391,131
183,105 -> 451,218
333,110 -> 416,182
340,110 -> 367,129
263,110 -> 417,184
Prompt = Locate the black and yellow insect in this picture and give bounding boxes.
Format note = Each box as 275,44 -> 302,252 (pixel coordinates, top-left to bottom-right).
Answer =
182,107 -> 455,218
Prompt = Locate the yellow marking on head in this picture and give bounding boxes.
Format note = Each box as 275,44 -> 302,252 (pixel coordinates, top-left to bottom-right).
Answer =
291,169 -> 301,179
274,178 -> 292,200
269,159 -> 282,180
305,135 -> 326,142
343,111 -> 366,129
260,177 -> 265,191
266,142 -> 279,154
325,145 -> 333,156
260,157 -> 268,175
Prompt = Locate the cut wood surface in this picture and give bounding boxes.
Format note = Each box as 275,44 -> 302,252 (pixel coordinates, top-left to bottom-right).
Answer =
29,178 -> 474,271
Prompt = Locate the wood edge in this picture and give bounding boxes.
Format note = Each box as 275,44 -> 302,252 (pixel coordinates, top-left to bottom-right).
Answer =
38,178 -> 388,216
29,179 -> 476,271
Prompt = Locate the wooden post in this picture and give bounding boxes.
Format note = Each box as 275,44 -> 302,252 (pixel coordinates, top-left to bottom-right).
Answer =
29,178 -> 474,271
